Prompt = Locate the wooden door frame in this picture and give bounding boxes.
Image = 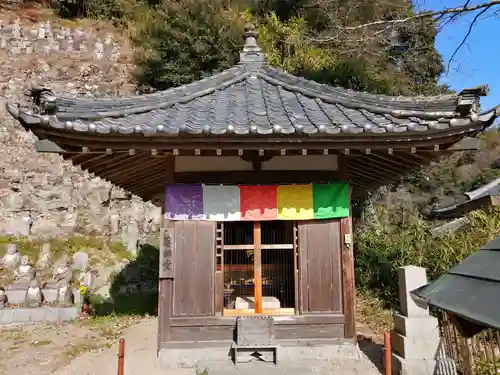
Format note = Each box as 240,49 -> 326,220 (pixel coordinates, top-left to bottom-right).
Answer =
220,220 -> 296,317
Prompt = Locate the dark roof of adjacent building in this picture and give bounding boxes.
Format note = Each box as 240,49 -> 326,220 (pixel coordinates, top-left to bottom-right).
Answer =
411,236 -> 500,330
427,177 -> 500,220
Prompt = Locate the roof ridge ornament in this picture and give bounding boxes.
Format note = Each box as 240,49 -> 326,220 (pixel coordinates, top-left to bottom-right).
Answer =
240,23 -> 265,65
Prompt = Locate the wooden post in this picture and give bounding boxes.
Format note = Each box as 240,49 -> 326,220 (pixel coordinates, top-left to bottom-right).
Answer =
157,153 -> 175,352
253,221 -> 263,314
117,338 -> 125,375
339,154 -> 356,339
384,332 -> 392,375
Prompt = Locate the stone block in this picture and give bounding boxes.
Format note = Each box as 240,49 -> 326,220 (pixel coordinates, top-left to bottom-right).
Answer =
398,266 -> 429,317
29,307 -> 47,321
235,296 -> 281,309
392,353 -> 457,375
0,309 -> 14,325
59,307 -> 78,321
44,307 -> 60,322
394,314 -> 439,338
13,308 -> 31,323
6,289 -> 26,304
391,331 -> 440,360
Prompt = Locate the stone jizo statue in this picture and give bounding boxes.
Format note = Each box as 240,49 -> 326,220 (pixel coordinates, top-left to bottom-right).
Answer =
1,244 -> 21,269
56,278 -> 74,306
0,287 -> 7,309
47,256 -> 73,289
36,243 -> 52,271
25,279 -> 42,308
13,255 -> 36,287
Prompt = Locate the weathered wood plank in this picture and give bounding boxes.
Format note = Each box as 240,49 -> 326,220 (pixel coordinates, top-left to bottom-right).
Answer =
169,314 -> 345,327
158,278 -> 173,343
298,220 -> 343,314
339,154 -> 356,339
173,221 -> 216,316
275,324 -> 345,340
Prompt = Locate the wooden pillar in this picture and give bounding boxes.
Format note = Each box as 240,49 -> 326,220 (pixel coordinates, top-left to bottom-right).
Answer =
339,154 -> 356,339
157,154 -> 175,352
253,221 -> 263,314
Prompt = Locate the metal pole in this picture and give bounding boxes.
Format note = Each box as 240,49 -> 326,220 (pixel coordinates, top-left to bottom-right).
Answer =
384,332 -> 392,375
117,338 -> 125,375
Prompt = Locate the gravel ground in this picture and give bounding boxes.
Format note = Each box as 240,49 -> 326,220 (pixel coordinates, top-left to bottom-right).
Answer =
52,319 -> 383,375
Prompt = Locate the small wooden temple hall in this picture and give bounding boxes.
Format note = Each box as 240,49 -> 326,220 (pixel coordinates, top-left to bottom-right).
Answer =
6,24 -> 499,359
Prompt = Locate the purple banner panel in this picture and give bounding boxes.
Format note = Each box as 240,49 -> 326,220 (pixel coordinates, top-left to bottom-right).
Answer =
165,184 -> 205,220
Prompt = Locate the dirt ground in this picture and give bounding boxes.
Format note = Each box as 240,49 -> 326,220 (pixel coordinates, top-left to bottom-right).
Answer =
0,316 -> 384,375
0,315 -> 149,375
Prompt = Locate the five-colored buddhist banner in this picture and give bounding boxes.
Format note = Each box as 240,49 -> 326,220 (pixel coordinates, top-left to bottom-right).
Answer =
165,183 -> 349,221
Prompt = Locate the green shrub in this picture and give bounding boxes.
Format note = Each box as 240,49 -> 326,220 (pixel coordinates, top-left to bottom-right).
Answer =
53,0 -> 125,19
355,206 -> 500,308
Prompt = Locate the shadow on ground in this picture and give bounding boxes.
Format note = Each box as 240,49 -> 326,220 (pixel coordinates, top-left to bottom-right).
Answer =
357,334 -> 384,374
89,244 -> 159,316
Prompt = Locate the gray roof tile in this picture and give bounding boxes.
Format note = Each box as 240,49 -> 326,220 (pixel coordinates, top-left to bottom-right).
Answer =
5,35 -> 498,137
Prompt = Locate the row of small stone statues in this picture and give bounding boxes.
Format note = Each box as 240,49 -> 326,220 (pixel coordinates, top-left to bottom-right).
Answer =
0,243 -> 92,309
0,18 -> 121,60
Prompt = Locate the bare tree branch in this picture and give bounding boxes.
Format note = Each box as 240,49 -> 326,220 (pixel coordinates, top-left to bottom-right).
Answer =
446,4 -> 492,73
341,0 -> 500,30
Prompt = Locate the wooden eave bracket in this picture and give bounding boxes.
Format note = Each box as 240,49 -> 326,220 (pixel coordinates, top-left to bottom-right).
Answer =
35,139 -> 66,153
445,137 -> 481,152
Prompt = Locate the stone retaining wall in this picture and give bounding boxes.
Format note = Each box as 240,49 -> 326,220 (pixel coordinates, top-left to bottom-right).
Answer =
0,14 -> 161,253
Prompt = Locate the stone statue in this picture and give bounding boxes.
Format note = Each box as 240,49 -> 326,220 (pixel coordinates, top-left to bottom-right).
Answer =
56,278 -> 74,306
0,287 -> 7,309
12,255 -> 36,288
24,39 -> 33,54
93,38 -> 104,60
110,42 -> 121,62
104,33 -> 113,45
29,24 -> 37,37
36,243 -> 52,271
78,265 -> 93,291
25,279 -> 42,308
12,18 -> 21,39
10,38 -> 21,55
0,35 -> 7,49
37,22 -> 46,39
1,244 -> 21,269
45,20 -> 52,36
47,256 -> 73,289
79,40 -> 87,53
66,36 -> 74,52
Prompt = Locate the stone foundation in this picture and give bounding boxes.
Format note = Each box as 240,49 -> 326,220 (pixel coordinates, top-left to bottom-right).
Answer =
159,343 -> 361,370
0,306 -> 78,325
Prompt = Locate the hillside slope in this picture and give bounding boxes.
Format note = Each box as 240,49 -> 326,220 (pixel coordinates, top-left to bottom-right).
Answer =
0,9 -> 160,248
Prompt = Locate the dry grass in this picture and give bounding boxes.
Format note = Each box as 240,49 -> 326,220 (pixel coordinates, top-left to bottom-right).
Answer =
356,292 -> 393,343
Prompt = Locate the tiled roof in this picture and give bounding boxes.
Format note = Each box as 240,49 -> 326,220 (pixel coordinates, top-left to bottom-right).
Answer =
6,25 -> 498,137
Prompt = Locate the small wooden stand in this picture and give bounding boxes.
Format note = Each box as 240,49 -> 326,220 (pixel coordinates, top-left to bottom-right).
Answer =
233,316 -> 278,364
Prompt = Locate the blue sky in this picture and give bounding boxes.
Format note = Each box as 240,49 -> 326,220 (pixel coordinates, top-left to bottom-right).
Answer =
423,0 -> 499,111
